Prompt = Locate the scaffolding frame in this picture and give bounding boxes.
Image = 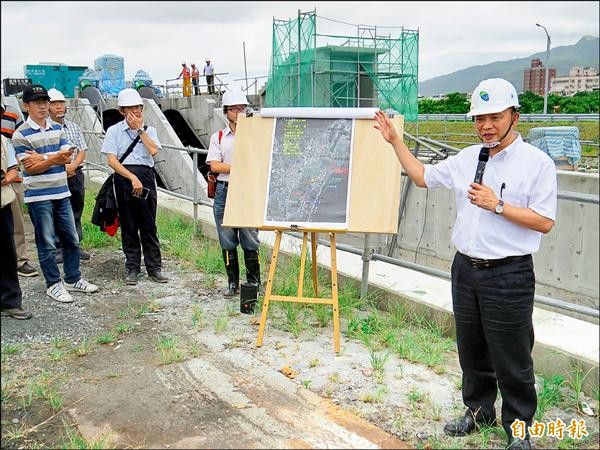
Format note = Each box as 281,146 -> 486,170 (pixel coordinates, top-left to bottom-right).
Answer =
266,10 -> 419,122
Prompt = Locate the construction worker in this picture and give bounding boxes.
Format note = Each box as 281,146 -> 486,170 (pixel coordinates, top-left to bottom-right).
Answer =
204,58 -> 215,95
178,62 -> 192,97
191,63 -> 200,96
206,90 -> 260,297
101,89 -> 167,285
47,88 -> 90,262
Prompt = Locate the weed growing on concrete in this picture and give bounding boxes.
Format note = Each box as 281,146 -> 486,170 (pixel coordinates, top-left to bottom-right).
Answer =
60,417 -> 116,449
214,315 -> 229,334
115,322 -> 135,335
312,304 -> 330,327
96,332 -> 117,345
1,343 -> 22,356
73,338 -> 93,357
155,335 -> 184,365
360,385 -> 388,403
191,304 -> 205,329
3,422 -> 27,443
301,379 -> 313,390
535,374 -> 565,421
48,349 -> 68,362
309,358 -> 320,368
188,342 -> 201,358
369,347 -> 390,372
566,362 -> 595,412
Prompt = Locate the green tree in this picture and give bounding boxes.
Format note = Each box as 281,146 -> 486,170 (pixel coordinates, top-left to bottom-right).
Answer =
518,91 -> 544,114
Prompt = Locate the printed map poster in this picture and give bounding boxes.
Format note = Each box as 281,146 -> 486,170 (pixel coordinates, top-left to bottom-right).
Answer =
264,117 -> 354,229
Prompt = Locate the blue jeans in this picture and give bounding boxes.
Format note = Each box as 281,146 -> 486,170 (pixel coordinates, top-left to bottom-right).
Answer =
27,198 -> 81,287
213,182 -> 259,251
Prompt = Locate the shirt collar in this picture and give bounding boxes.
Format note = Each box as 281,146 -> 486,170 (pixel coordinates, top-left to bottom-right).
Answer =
26,116 -> 53,131
223,126 -> 234,136
118,119 -> 137,132
491,132 -> 522,161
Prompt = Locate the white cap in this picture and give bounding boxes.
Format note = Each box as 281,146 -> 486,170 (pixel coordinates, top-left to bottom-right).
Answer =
48,88 -> 66,102
222,90 -> 249,107
117,88 -> 144,107
467,78 -> 520,117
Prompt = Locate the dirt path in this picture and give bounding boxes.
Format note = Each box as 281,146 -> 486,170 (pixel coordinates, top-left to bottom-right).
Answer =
2,244 -> 598,449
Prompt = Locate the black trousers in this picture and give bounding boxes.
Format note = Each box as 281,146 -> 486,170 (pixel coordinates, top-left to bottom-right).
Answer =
0,204 -> 22,309
451,251 -> 536,436
114,165 -> 162,273
206,75 -> 214,94
192,78 -> 200,95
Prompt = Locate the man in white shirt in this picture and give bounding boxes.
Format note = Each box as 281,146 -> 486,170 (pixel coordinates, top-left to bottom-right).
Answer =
374,78 -> 557,450
203,58 -> 215,95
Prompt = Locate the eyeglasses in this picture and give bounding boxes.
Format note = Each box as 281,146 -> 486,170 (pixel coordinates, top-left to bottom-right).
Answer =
228,106 -> 247,112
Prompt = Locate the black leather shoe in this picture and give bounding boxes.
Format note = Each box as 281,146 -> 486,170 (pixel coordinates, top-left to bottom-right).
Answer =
125,271 -> 140,285
223,283 -> 239,298
148,270 -> 168,283
444,409 -> 496,437
507,437 -> 532,449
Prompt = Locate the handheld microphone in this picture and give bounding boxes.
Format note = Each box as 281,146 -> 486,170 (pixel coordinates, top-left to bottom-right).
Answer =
473,147 -> 489,184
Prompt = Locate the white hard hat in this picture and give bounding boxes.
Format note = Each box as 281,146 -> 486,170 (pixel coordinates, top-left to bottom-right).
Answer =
117,88 -> 144,107
222,90 -> 249,107
48,88 -> 66,102
182,61 -> 186,65
467,78 -> 520,117
206,57 -> 211,62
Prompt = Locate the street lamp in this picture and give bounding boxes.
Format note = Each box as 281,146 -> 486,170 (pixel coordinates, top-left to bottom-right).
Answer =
536,23 -> 551,114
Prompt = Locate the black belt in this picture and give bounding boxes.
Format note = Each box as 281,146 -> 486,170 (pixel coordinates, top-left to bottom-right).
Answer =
458,252 -> 531,269
217,180 -> 229,185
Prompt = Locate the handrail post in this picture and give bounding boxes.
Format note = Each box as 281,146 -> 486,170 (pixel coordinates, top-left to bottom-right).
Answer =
360,234 -> 372,299
192,151 -> 199,234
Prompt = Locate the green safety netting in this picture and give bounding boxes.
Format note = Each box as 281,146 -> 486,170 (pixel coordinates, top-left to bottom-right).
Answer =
265,12 -> 419,121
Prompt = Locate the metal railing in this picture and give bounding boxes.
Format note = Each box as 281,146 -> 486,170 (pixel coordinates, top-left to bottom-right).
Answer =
418,113 -> 600,122
164,72 -> 229,99
74,107 -> 598,319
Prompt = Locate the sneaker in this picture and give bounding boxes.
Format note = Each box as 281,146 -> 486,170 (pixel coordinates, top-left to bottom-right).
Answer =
17,262 -> 39,277
80,250 -> 91,260
1,307 -> 33,320
64,278 -> 98,293
46,282 -> 74,303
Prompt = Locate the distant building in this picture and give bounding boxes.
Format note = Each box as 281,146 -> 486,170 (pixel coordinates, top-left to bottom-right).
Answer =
523,58 -> 556,95
550,66 -> 599,96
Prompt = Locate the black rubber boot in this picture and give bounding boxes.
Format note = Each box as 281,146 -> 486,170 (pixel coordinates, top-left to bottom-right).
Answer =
222,249 -> 239,297
243,249 -> 261,285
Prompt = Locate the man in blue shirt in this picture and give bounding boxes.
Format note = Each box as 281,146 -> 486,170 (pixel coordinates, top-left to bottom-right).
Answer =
101,88 -> 167,285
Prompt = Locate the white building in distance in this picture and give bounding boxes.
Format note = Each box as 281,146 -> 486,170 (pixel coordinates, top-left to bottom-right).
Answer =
550,66 -> 599,96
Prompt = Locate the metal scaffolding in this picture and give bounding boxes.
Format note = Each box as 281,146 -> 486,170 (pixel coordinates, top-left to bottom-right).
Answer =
265,10 -> 419,122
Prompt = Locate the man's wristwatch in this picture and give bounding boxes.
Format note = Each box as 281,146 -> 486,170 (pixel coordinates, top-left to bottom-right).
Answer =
42,154 -> 49,160
495,199 -> 504,214
136,128 -> 145,136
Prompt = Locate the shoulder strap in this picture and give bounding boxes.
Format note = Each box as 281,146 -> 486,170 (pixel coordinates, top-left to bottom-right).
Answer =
218,130 -> 223,144
119,125 -> 148,164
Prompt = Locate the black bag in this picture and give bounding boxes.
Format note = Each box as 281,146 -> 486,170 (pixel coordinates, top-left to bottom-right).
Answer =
91,127 -> 146,234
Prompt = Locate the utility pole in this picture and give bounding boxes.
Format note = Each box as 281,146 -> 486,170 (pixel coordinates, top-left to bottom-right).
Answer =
536,23 -> 551,114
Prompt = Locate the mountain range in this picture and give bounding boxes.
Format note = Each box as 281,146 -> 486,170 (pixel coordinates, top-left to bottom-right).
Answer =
418,36 -> 599,97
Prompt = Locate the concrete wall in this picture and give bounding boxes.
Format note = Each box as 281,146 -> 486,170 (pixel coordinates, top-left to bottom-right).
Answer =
347,170 -> 599,311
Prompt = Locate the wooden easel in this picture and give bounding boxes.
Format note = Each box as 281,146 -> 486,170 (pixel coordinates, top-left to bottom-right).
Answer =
256,229 -> 341,353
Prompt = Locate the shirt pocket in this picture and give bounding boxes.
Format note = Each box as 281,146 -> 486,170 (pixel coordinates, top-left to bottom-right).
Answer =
502,189 -> 528,208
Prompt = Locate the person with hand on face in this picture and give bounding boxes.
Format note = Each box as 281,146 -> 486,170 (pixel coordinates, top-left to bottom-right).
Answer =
205,90 -> 261,298
12,85 -> 98,304
374,78 -> 557,450
47,88 -> 90,262
101,88 -> 167,285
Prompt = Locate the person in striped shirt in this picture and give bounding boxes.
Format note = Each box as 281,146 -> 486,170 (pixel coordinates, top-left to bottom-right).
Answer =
12,84 -> 98,304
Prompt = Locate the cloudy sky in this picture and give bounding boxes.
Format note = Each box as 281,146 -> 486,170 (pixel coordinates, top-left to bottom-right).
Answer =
1,1 -> 598,93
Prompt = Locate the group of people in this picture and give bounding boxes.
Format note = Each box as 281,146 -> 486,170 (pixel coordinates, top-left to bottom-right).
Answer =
1,84 -> 169,320
178,59 -> 215,97
1,76 -> 557,450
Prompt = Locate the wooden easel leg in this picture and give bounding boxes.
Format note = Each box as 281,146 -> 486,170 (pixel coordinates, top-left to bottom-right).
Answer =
330,233 -> 341,353
298,232 -> 308,299
257,230 -> 282,347
311,232 -> 319,297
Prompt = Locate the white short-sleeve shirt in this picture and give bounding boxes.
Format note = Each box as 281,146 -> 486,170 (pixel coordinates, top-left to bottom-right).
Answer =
424,133 -> 557,259
205,126 -> 234,182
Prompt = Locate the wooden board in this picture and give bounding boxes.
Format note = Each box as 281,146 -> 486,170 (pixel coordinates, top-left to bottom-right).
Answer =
223,114 -> 403,234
